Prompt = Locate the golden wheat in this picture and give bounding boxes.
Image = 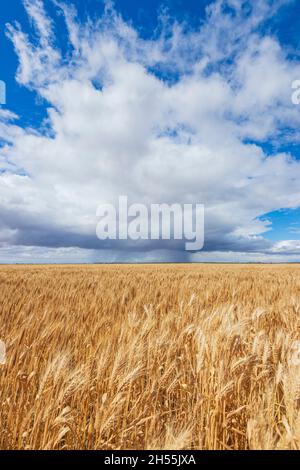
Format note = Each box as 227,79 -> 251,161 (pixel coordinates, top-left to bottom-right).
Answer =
1,264 -> 300,449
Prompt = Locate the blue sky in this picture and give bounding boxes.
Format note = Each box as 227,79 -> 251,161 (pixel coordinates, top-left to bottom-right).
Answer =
261,208 -> 300,241
0,1 -> 210,127
2,1 -> 300,124
1,0 -> 300,263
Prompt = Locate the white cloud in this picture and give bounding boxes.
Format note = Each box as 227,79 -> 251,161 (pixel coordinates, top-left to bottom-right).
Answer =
1,0 -> 300,262
271,239 -> 300,254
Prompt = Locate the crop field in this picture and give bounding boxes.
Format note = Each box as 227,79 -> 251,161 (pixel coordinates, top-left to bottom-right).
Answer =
0,264 -> 300,450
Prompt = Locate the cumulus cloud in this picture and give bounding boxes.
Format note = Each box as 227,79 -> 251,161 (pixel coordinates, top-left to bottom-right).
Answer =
1,0 -> 300,262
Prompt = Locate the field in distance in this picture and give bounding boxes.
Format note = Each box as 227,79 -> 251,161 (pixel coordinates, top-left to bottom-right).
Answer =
1,263 -> 300,450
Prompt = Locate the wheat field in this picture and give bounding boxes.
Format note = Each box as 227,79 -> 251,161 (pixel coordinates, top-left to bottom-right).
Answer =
0,264 -> 300,450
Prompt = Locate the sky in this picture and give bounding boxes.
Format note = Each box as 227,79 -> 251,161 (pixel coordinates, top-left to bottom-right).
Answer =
1,0 -> 300,263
